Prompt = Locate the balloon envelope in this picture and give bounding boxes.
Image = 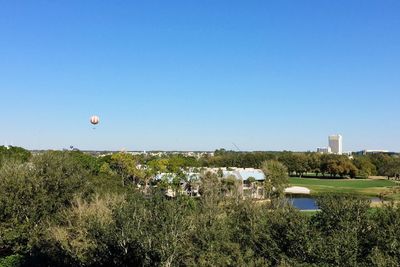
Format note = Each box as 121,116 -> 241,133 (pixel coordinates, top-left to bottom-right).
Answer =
90,115 -> 99,125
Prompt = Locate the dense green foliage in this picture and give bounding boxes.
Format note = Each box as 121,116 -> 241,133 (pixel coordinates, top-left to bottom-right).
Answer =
1,148 -> 400,266
0,146 -> 31,168
99,148 -> 400,179
261,160 -> 289,199
0,254 -> 23,267
204,150 -> 400,178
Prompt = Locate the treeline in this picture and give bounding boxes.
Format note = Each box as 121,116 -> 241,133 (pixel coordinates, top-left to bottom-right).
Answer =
113,149 -> 400,179
1,146 -> 400,180
202,149 -> 400,178
1,147 -> 400,266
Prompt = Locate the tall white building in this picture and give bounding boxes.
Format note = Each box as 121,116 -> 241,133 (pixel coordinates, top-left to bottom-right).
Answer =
329,134 -> 343,155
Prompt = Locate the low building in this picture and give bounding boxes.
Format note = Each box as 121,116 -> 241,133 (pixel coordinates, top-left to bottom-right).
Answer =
355,150 -> 390,155
317,147 -> 331,154
155,168 -> 312,200
221,168 -> 266,199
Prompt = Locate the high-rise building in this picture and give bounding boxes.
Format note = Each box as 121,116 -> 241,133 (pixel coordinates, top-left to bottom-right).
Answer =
329,134 -> 343,155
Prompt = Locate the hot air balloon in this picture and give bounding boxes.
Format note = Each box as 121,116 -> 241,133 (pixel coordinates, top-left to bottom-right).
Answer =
90,115 -> 99,125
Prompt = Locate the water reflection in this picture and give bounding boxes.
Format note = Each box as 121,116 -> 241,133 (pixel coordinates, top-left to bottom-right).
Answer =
287,196 -> 318,210
287,196 -> 383,211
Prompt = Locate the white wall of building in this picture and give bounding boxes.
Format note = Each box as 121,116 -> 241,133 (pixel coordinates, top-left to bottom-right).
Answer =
329,134 -> 343,155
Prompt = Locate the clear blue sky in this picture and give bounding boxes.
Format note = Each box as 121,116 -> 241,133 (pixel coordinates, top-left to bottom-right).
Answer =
1,1 -> 399,151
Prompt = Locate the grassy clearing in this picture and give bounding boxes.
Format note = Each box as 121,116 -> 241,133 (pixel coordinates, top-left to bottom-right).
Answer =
300,210 -> 319,216
289,177 -> 399,198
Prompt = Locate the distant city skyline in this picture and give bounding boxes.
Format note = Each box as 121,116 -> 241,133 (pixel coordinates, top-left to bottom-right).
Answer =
1,1 -> 400,151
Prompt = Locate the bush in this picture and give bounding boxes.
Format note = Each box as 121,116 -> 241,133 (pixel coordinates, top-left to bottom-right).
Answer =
0,151 -> 91,256
0,254 -> 23,267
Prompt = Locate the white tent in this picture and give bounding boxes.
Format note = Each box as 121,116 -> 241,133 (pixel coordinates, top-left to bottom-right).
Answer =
284,186 -> 311,195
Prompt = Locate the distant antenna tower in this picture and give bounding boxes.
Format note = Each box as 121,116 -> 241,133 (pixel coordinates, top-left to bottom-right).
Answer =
232,143 -> 241,152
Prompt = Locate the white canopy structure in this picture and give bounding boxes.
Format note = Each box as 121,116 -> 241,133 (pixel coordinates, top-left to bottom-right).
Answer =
284,186 -> 311,195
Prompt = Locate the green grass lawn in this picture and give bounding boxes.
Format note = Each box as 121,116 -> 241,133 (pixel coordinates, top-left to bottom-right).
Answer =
289,177 -> 399,198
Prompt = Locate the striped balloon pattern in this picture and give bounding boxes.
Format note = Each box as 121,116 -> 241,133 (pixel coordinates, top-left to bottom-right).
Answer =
90,115 -> 99,125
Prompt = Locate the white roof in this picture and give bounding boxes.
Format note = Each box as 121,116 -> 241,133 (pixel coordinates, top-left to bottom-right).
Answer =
284,186 -> 311,195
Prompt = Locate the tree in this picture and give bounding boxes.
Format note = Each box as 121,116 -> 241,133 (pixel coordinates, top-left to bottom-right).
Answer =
198,172 -> 221,200
110,153 -> 142,186
353,156 -> 377,178
261,160 -> 289,199
368,154 -> 399,178
0,151 -> 90,258
321,155 -> 358,178
0,254 -> 23,267
369,203 -> 400,265
311,194 -> 372,266
307,153 -> 322,176
252,206 -> 311,266
385,158 -> 400,179
44,194 -> 126,266
221,175 -> 240,199
0,146 -> 31,168
147,158 -> 168,174
5,147 -> 400,266
99,162 -> 114,175
166,156 -> 186,173
279,153 -> 309,177
69,151 -> 101,175
278,152 -> 297,176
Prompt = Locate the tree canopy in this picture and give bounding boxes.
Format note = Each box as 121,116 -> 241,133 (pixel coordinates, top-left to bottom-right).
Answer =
1,148 -> 400,266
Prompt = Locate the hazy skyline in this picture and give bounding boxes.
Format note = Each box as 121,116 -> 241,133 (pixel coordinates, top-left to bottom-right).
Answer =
1,1 -> 399,151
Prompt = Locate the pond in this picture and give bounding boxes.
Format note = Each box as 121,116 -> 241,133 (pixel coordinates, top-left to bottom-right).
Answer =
287,196 -> 384,211
287,196 -> 318,210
